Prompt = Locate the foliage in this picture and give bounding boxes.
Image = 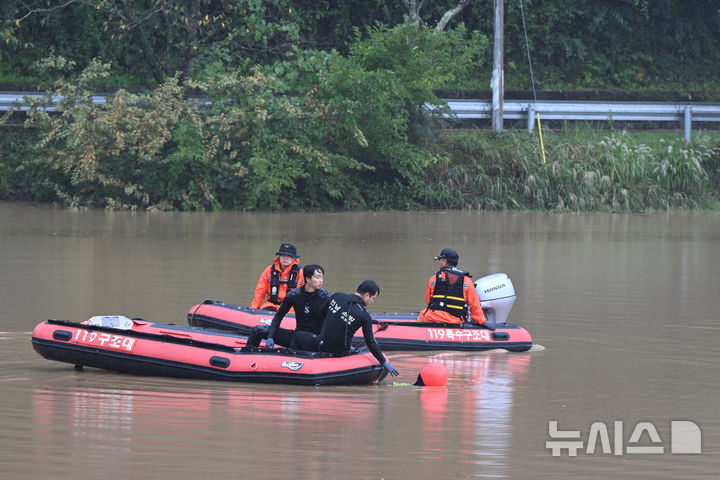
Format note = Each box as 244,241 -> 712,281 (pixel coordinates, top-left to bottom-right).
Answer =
191,66 -> 369,210
0,126 -> 32,199
2,1 -> 719,94
496,0 -> 720,91
3,7 -> 720,212
314,23 -> 484,182
21,54 -> 223,210
2,0 -> 308,84
426,128 -> 720,211
240,22 -> 488,208
7,22 -> 487,210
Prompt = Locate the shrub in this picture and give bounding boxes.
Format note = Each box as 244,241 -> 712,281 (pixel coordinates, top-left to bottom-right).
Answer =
22,54 -> 226,210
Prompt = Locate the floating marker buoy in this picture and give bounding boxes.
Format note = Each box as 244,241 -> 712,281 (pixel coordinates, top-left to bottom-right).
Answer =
414,363 -> 448,386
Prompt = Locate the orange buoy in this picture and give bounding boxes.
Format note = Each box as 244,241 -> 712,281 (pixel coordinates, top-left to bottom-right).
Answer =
414,363 -> 448,386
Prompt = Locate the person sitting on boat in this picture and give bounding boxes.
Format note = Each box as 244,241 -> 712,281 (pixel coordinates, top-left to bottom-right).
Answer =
251,242 -> 304,311
293,280 -> 400,377
416,248 -> 494,330
246,264 -> 331,349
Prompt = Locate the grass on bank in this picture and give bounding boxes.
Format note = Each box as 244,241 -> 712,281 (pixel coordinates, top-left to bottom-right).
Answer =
2,120 -> 719,212
425,126 -> 720,212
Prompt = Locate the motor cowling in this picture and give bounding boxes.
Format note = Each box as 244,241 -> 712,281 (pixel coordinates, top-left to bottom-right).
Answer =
475,273 -> 516,325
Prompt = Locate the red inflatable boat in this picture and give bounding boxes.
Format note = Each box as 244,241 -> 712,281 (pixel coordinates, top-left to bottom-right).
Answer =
188,273 -> 533,353
31,317 -> 386,386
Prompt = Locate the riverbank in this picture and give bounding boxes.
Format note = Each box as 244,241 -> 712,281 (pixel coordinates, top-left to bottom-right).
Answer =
423,128 -> 720,211
2,126 -> 719,211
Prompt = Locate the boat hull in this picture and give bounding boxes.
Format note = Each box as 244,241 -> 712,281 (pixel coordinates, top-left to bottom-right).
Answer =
31,319 -> 385,386
188,300 -> 533,352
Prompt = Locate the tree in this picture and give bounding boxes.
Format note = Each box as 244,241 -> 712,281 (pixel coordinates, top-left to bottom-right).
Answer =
401,0 -> 472,31
1,0 -> 80,43
2,0 -> 306,84
21,54 -> 224,210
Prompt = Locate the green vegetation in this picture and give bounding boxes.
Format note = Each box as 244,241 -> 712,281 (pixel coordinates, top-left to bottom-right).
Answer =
1,2 -> 719,211
2,1 -> 718,94
426,129 -> 720,211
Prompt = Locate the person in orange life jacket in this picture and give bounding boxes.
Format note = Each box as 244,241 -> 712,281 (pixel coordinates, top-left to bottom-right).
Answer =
292,280 -> 399,377
246,264 -> 331,349
416,248 -> 494,330
251,243 -> 304,311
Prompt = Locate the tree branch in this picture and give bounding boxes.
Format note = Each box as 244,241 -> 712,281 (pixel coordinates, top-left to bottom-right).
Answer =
401,0 -> 428,26
6,0 -> 82,24
436,0 -> 471,31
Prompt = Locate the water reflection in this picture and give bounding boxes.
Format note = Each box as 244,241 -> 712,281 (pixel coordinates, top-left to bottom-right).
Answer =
392,351 -> 532,477
30,381 -> 387,478
29,351 -> 531,478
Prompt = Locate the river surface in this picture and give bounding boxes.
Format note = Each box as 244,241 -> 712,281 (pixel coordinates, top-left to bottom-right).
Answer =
1,203 -> 718,479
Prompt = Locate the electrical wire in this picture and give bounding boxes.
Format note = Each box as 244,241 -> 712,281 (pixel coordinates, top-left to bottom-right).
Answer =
519,0 -> 537,103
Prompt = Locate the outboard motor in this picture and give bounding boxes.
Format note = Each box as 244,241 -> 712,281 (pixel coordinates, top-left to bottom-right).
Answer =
475,273 -> 516,325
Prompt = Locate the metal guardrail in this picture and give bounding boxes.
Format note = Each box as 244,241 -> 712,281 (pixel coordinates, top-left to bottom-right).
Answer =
0,92 -> 107,111
443,99 -> 720,142
3,92 -> 719,142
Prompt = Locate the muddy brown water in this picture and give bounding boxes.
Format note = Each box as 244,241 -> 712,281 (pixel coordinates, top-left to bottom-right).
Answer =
1,203 -> 718,479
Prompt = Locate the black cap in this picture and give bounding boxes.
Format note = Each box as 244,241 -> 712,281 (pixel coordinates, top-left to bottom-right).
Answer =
434,248 -> 459,264
276,243 -> 299,258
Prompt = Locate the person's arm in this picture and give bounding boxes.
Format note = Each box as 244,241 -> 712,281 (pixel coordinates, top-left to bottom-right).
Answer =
360,312 -> 386,363
360,313 -> 399,376
267,291 -> 295,339
424,274 -> 435,305
317,290 -> 331,319
465,280 -> 487,324
250,266 -> 270,309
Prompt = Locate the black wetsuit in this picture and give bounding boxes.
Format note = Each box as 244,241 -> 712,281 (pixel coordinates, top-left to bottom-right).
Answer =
294,292 -> 386,364
246,286 -> 330,348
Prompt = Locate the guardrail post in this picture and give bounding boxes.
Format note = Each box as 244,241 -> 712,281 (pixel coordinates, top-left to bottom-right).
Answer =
527,104 -> 535,132
684,105 -> 692,143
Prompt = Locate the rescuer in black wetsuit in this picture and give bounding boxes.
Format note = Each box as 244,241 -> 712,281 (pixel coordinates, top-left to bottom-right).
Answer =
246,264 -> 330,349
292,280 -> 399,377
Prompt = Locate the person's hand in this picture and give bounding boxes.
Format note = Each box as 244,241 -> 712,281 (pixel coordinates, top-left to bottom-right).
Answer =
265,337 -> 275,349
383,360 -> 399,376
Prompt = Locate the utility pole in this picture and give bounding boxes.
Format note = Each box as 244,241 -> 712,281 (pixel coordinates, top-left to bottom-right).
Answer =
491,0 -> 504,132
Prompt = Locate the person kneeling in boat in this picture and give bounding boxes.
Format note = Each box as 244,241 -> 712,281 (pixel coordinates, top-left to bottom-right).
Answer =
251,242 -> 304,311
246,264 -> 330,349
293,280 -> 399,377
416,248 -> 495,330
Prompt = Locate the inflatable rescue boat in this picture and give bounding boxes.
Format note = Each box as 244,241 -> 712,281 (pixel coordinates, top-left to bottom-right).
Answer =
188,273 -> 532,352
31,317 -> 386,386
